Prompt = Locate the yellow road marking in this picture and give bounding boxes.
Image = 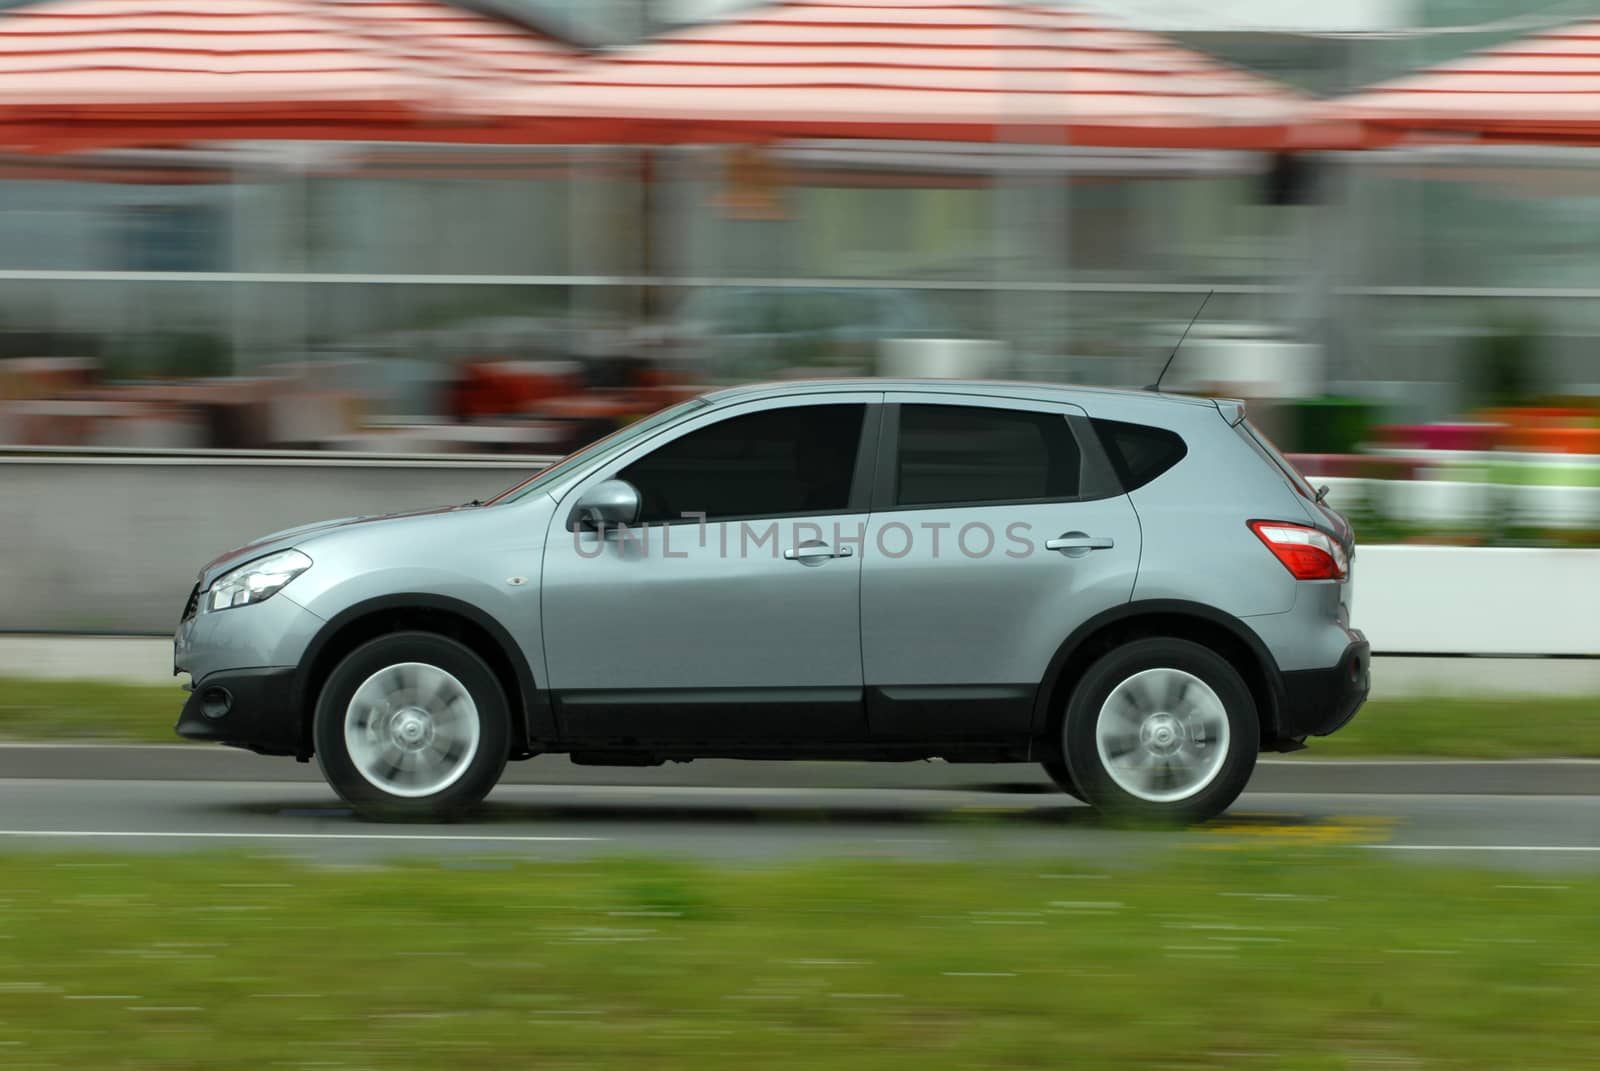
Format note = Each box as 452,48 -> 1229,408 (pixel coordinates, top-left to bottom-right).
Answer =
1200,814 -> 1396,847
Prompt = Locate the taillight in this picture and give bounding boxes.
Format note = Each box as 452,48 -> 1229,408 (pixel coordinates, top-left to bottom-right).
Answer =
1249,520 -> 1348,581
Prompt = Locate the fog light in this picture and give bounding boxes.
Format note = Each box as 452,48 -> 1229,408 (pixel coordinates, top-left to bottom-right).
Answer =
201,687 -> 233,720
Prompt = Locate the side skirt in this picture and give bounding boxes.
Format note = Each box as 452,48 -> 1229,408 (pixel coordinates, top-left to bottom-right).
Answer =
543,683 -> 1036,763
552,686 -> 870,743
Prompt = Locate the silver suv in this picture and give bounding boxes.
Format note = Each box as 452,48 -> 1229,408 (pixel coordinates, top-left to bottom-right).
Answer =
175,380 -> 1370,822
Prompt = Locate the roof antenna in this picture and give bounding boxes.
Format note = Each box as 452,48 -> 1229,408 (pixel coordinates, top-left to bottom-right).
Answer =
1146,290 -> 1214,392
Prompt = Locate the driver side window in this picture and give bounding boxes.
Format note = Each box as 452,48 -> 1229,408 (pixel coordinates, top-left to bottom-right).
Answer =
619,404 -> 865,524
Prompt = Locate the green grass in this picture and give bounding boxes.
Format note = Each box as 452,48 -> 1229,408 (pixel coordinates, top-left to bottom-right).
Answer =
0,676 -> 183,744
1,677 -> 1598,758
0,851 -> 1595,1069
1311,695 -> 1600,759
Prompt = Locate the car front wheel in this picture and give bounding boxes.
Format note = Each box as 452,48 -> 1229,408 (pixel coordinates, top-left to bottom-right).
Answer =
1062,637 -> 1258,823
313,632 -> 510,821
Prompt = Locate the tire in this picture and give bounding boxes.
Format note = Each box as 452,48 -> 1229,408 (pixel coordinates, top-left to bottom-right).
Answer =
313,631 -> 510,821
1040,757 -> 1084,802
1062,637 -> 1258,824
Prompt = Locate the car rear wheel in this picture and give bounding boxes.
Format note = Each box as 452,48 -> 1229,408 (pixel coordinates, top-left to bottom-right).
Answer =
1062,637 -> 1257,823
313,632 -> 510,821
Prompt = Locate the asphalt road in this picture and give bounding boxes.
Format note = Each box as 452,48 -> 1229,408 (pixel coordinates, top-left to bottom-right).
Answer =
1,748 -> 1596,871
4,745 -> 1600,794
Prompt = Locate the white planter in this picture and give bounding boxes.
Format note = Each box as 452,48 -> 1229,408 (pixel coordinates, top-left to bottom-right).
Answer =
1509,484 -> 1600,530
1379,479 -> 1494,528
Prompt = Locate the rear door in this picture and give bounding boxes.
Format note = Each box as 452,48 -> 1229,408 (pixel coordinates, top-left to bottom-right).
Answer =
859,393 -> 1141,739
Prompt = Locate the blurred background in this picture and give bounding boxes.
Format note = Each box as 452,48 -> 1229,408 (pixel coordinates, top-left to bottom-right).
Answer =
1,15 -> 1597,1059
3,0 -> 1599,576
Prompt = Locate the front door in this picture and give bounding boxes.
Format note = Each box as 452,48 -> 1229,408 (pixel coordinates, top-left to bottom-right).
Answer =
860,394 -> 1142,739
541,394 -> 880,742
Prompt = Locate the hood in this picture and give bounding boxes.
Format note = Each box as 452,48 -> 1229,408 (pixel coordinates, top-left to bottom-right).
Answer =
197,505 -> 464,588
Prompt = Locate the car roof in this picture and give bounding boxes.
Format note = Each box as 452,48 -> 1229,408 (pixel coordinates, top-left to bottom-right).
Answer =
702,378 -> 1230,413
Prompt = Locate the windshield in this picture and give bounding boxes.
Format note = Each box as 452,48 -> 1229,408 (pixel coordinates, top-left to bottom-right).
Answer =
486,398 -> 709,505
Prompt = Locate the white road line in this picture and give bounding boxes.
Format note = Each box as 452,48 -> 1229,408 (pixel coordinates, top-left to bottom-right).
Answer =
1259,759 -> 1600,767
0,743 -> 203,751
0,829 -> 604,844
1365,844 -> 1600,853
1245,791 -> 1600,801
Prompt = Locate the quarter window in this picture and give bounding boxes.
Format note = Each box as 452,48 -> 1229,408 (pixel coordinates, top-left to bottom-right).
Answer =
1090,418 -> 1187,492
620,404 -> 865,523
895,404 -> 1082,508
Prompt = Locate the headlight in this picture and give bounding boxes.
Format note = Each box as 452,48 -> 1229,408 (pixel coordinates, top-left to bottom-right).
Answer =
206,549 -> 312,612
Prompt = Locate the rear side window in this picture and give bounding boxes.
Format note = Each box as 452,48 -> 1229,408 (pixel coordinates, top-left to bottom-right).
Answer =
896,404 -> 1082,507
1090,418 -> 1187,492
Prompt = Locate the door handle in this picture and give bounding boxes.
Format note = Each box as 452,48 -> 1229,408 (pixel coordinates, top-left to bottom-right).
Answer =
1044,532 -> 1114,556
783,541 -> 853,562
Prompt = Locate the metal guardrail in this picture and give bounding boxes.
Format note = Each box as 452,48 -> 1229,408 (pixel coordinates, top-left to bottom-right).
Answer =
3,269 -> 1600,300
3,449 -> 1598,648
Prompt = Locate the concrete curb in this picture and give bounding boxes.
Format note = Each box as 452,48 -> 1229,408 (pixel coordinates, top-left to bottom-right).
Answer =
5,636 -> 1600,697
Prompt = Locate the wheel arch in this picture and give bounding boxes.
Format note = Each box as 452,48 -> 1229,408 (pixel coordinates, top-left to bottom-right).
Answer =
1031,599 -> 1286,748
292,593 -> 549,760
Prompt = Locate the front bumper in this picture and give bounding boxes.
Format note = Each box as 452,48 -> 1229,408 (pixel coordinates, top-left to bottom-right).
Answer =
1276,632 -> 1371,740
174,589 -> 322,687
172,586 -> 322,756
175,667 -> 303,757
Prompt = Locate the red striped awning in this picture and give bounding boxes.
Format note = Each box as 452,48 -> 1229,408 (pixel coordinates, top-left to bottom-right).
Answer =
310,0 -> 575,83
463,0 -> 1326,149
0,0 -> 577,152
1335,20 -> 1600,145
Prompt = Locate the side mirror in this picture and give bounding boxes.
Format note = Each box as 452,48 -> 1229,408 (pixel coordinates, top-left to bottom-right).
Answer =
571,479 -> 640,531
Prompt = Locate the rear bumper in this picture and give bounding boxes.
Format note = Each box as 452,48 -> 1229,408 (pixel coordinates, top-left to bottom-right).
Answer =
1276,633 -> 1371,741
175,667 -> 303,757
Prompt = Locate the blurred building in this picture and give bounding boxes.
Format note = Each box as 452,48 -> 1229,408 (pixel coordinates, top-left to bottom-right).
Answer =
0,0 -> 1596,452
